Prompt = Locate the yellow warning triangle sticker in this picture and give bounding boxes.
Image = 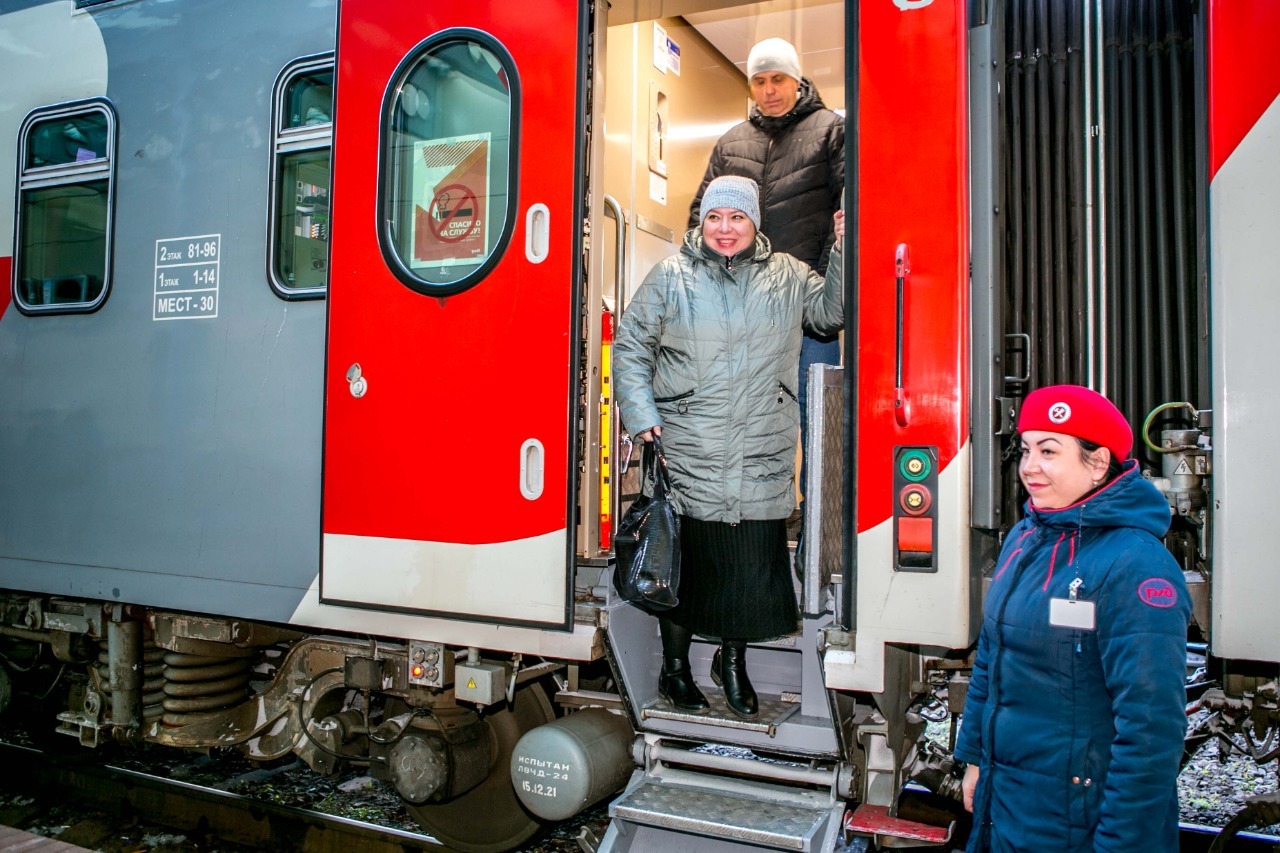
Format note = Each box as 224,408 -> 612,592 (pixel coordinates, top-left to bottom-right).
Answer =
467,678 -> 477,688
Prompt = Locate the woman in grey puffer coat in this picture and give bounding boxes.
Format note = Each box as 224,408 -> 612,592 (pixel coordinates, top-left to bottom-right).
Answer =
613,176 -> 843,718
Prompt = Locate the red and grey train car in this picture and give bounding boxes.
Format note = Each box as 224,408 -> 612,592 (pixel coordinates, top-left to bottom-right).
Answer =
0,0 -> 1275,850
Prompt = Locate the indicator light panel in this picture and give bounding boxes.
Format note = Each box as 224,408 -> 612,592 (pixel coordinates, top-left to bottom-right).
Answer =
407,641 -> 451,688
893,446 -> 938,572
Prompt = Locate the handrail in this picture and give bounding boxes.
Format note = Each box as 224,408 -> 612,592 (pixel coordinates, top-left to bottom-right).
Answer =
602,195 -> 628,550
603,194 -> 625,313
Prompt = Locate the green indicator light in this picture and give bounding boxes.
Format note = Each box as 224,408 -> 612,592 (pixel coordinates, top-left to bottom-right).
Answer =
899,449 -> 932,482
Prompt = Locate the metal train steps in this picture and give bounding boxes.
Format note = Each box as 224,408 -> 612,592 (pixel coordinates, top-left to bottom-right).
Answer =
609,776 -> 839,851
642,691 -> 799,737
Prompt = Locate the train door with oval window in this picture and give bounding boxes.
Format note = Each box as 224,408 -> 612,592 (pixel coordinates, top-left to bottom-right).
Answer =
321,0 -> 588,629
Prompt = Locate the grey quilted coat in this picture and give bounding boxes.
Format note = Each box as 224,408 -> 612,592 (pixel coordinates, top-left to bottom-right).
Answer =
613,229 -> 843,523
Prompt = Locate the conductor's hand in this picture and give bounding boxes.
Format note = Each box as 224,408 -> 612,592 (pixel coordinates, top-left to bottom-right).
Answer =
833,209 -> 845,239
636,426 -> 662,443
962,764 -> 979,813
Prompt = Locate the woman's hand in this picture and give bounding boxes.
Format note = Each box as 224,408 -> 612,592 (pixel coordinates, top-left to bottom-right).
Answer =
962,764 -> 980,813
636,426 -> 663,443
833,209 -> 845,239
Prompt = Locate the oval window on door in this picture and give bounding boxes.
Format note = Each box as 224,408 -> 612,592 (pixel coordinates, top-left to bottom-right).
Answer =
379,30 -> 520,297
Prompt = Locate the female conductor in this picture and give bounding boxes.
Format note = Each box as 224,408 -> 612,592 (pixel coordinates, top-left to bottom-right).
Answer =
612,175 -> 844,718
956,385 -> 1191,851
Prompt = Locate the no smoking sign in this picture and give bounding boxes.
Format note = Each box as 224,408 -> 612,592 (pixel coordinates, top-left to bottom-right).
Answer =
428,184 -> 481,243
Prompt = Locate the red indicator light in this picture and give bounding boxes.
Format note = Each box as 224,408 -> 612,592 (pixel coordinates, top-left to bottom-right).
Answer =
411,664 -> 425,679
898,485 -> 932,515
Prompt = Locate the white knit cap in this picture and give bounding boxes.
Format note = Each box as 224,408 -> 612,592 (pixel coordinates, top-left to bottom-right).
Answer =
699,176 -> 761,230
747,38 -> 801,82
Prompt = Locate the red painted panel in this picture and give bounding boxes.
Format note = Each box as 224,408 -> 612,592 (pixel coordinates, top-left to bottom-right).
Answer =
856,1 -> 969,533
897,516 -> 934,554
845,804 -> 952,843
324,0 -> 581,545
0,257 -> 10,319
1209,1 -> 1280,178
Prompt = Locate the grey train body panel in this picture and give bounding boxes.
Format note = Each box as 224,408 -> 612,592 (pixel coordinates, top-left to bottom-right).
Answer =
0,0 -> 336,623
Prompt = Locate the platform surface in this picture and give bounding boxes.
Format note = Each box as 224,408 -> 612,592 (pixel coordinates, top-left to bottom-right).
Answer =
0,826 -> 94,852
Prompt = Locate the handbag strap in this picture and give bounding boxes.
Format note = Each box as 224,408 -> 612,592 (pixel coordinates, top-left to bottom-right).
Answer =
647,435 -> 673,498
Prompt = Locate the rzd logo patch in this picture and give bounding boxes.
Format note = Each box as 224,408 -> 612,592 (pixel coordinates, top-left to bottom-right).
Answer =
1138,578 -> 1178,608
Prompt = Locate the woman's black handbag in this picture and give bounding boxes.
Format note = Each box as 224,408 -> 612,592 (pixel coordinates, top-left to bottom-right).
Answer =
613,437 -> 681,610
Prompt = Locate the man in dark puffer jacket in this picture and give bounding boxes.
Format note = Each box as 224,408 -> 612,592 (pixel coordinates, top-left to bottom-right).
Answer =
688,37 -> 845,535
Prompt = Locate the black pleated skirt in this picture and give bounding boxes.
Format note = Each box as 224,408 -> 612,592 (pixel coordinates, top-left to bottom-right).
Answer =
662,516 -> 799,642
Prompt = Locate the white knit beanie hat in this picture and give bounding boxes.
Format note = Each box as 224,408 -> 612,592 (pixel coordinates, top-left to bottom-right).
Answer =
699,176 -> 761,230
747,38 -> 802,82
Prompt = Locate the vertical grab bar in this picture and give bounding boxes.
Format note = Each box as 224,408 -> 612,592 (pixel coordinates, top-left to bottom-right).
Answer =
602,195 -> 628,552
603,195 -> 626,313
894,243 -> 911,427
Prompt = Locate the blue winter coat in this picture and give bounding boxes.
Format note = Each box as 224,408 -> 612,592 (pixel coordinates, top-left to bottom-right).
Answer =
954,462 -> 1190,852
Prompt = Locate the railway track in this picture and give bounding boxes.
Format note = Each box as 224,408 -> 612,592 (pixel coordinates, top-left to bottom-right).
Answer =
1182,822 -> 1280,853
0,739 -> 452,852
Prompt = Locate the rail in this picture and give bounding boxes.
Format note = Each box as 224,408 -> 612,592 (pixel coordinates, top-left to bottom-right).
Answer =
0,740 -> 455,853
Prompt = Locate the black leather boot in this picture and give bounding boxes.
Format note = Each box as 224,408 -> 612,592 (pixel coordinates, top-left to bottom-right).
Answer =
710,641 -> 758,718
658,619 -> 708,711
659,657 -> 710,711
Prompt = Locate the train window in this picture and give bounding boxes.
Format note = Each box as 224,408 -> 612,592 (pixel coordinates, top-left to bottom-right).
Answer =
13,101 -> 115,314
380,33 -> 519,296
269,55 -> 333,299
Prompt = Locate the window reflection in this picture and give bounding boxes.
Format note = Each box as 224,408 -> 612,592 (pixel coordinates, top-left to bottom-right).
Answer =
19,183 -> 108,305
16,103 -> 114,312
276,150 -> 330,291
384,37 -> 516,293
26,112 -> 108,168
270,57 -> 333,298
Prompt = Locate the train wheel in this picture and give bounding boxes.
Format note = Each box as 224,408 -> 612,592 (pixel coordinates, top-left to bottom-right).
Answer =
406,681 -> 555,853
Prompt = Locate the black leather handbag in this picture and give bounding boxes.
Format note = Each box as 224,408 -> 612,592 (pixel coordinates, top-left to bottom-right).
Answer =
613,436 -> 681,611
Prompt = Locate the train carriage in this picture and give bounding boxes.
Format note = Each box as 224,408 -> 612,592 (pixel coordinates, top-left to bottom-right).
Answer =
0,0 -> 1276,850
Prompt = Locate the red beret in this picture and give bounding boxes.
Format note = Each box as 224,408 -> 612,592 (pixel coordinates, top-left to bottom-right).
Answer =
1017,385 -> 1133,461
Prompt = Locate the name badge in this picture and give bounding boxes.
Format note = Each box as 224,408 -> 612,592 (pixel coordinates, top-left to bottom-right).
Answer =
1049,597 -> 1096,630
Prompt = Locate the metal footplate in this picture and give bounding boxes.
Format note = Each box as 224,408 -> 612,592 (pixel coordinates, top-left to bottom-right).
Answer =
608,772 -> 841,851
844,804 -> 954,846
642,692 -> 798,737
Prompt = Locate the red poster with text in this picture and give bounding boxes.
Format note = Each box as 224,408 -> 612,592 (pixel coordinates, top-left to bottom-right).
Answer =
412,134 -> 490,265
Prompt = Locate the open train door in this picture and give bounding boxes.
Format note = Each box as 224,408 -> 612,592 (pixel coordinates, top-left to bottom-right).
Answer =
321,0 -> 589,629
